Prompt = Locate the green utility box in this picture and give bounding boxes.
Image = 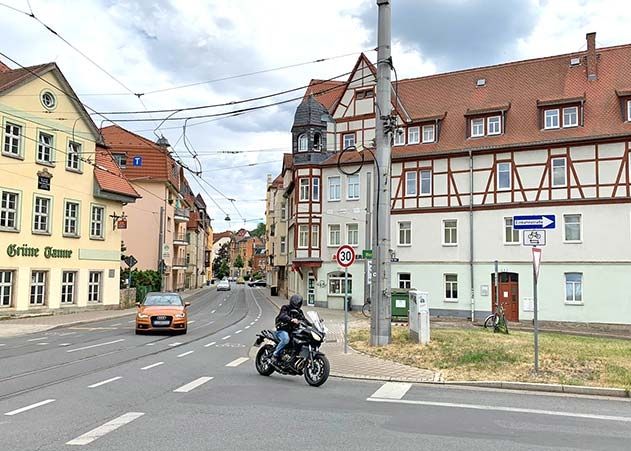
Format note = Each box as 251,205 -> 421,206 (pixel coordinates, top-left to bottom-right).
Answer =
391,288 -> 410,321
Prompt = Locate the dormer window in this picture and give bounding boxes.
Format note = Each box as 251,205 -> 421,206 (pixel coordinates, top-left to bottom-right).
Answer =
538,97 -> 584,130
407,127 -> 420,144
298,134 -> 308,152
471,118 -> 484,137
544,109 -> 560,129
487,116 -> 502,135
627,100 -> 631,122
563,106 -> 578,127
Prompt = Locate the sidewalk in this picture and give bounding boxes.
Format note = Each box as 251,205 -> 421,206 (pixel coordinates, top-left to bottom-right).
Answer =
0,287 -> 209,338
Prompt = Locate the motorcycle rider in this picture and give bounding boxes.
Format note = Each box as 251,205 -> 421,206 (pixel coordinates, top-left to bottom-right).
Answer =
272,294 -> 305,364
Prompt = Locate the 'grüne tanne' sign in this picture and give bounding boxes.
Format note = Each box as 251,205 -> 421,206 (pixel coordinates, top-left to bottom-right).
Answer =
6,244 -> 73,259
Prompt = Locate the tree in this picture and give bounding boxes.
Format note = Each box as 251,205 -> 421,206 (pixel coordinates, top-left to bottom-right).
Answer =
250,222 -> 265,238
213,242 -> 230,279
234,254 -> 244,268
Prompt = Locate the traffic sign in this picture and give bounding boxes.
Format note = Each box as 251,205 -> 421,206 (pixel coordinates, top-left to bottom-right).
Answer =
362,249 -> 373,259
336,245 -> 356,268
132,156 -> 143,167
513,215 -> 555,230
124,255 -> 138,268
532,248 -> 542,281
522,230 -> 546,247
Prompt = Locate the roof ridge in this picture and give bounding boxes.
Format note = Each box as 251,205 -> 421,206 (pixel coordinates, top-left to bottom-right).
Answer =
101,124 -> 166,151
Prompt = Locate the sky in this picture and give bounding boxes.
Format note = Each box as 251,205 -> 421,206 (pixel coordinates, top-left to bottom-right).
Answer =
2,0 -> 631,232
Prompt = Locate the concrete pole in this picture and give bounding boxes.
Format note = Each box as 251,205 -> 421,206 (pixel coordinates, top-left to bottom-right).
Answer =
158,206 -> 164,291
370,0 -> 392,346
364,171 -> 372,307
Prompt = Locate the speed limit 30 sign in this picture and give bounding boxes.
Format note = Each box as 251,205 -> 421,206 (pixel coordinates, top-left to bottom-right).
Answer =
336,245 -> 356,268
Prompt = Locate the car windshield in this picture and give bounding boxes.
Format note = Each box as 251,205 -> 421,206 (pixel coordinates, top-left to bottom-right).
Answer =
143,294 -> 183,306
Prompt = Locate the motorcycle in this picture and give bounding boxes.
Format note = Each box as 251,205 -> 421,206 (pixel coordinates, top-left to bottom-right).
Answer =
253,310 -> 330,387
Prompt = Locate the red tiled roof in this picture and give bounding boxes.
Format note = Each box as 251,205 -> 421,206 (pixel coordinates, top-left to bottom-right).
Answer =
305,79 -> 345,113
0,60 -> 11,73
0,63 -> 51,93
94,146 -> 141,199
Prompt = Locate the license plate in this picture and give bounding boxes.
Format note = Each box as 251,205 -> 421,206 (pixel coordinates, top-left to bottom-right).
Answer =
153,320 -> 170,326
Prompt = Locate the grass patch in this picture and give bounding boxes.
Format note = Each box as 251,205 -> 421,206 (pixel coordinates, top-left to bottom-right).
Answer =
349,326 -> 631,389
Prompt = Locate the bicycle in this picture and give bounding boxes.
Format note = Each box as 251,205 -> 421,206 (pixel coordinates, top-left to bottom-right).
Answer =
362,299 -> 371,318
484,302 -> 509,334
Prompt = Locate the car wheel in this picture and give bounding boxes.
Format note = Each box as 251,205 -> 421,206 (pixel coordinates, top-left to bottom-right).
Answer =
135,329 -> 144,335
179,328 -> 187,335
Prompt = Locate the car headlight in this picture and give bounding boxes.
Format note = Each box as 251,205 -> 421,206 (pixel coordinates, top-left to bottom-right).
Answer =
137,313 -> 149,319
175,312 -> 186,318
311,331 -> 322,342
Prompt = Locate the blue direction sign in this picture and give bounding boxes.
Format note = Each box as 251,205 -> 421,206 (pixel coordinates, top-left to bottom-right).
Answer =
132,156 -> 143,167
513,215 -> 556,230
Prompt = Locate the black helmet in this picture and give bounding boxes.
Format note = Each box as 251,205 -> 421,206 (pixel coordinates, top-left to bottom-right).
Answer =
289,294 -> 303,310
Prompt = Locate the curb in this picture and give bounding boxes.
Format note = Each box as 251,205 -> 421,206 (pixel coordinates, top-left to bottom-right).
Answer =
441,380 -> 630,398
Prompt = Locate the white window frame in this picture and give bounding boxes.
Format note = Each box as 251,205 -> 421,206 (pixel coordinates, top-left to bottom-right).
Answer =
565,272 -> 583,305
503,217 -> 520,245
328,271 -> 352,296
3,120 -> 23,158
563,106 -> 578,127
33,195 -> 52,235
444,274 -> 458,302
328,176 -> 341,201
407,126 -> 420,145
298,133 -> 308,152
422,125 -> 435,143
563,213 -> 582,243
328,224 -> 341,247
398,272 -> 411,289
544,109 -> 560,129
343,133 -> 355,150
420,170 -> 432,195
442,219 -> 458,246
312,177 -> 320,202
298,225 -> 309,249
66,140 -> 82,172
347,174 -> 360,200
63,200 -> 80,237
112,153 -> 127,168
405,171 -> 417,196
552,157 -> 567,187
37,131 -> 54,165
394,128 -> 405,146
0,189 -> 20,232
280,202 -> 286,220
497,162 -> 511,190
627,100 -> 631,122
487,115 -> 501,135
280,236 -> 286,254
346,223 -> 359,247
90,204 -> 105,240
88,271 -> 102,303
311,224 -> 319,248
30,270 -> 47,306
397,221 -> 411,246
471,118 -> 484,137
0,270 -> 14,307
61,271 -> 76,305
299,178 -> 310,201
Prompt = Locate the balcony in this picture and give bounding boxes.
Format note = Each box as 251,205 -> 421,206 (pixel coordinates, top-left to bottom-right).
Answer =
173,233 -> 189,246
172,257 -> 187,269
174,208 -> 190,222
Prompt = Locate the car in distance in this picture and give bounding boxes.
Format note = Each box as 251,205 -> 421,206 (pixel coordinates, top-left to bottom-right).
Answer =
247,279 -> 267,287
135,292 -> 190,335
217,279 -> 231,291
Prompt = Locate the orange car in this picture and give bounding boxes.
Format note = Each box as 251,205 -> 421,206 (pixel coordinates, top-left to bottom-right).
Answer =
135,292 -> 190,335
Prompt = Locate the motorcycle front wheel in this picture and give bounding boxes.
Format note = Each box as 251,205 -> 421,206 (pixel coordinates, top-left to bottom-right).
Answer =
304,354 -> 330,387
255,344 -> 275,376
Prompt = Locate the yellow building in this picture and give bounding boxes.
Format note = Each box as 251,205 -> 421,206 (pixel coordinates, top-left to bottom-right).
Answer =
0,60 -> 139,314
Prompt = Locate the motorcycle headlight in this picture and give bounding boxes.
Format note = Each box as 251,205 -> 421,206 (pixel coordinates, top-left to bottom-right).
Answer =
311,331 -> 322,341
137,313 -> 149,319
175,312 -> 186,318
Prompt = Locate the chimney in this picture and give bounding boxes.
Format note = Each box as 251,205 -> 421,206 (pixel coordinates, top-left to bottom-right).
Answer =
586,32 -> 598,81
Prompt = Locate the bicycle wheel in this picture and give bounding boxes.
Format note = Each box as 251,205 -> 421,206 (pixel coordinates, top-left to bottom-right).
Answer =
362,303 -> 371,318
483,314 -> 498,330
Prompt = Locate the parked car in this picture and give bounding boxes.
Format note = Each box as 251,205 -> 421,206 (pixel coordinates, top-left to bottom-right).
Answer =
236,277 -> 245,284
217,279 -> 231,291
135,292 -> 189,335
248,279 -> 267,287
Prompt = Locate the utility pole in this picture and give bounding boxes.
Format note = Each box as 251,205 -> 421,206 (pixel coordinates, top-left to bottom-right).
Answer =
158,206 -> 165,291
371,0 -> 392,346
364,171 -> 372,308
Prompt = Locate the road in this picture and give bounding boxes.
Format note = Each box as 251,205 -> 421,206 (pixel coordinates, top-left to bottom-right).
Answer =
1,285 -> 630,450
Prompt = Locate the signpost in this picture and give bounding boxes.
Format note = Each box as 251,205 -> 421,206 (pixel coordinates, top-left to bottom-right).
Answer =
336,245 -> 356,354
532,247 -> 542,373
522,230 -> 546,247
513,215 -> 555,230
124,255 -> 138,307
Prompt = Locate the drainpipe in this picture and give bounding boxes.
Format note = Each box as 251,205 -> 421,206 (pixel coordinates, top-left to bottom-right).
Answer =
469,149 -> 475,322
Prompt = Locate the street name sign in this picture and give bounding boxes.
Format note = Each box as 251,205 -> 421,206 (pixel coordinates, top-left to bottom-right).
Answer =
522,230 -> 546,247
513,215 -> 555,230
336,245 -> 356,268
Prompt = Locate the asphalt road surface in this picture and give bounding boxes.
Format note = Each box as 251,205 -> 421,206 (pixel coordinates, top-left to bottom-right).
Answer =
1,285 -> 630,450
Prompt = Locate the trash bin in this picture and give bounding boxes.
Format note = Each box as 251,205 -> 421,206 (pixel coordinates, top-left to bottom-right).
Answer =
345,295 -> 352,312
270,286 -> 278,296
391,288 -> 410,320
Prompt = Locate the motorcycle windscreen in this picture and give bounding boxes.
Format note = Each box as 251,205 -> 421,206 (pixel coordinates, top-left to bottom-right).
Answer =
305,311 -> 325,333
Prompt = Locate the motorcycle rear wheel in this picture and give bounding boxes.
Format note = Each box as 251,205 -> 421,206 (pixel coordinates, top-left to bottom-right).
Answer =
304,354 -> 330,387
255,344 -> 275,376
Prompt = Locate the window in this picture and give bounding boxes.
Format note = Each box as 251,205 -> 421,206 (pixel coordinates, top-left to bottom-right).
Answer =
408,126 -> 420,144
552,157 -> 567,187
564,214 -> 582,242
63,201 -> 79,237
299,178 -> 310,201
394,128 -> 405,146
565,273 -> 583,304
90,205 -> 105,239
311,225 -> 320,247
298,225 -> 309,248
0,270 -> 14,307
280,236 -> 286,254
61,271 -> 76,304
497,162 -> 511,190
471,118 -> 484,137
3,122 -> 22,157
66,141 -> 81,171
298,134 -> 308,152
563,106 -> 578,127
420,170 -> 432,195
328,176 -> 341,201
312,177 -> 320,202
30,271 -> 47,306
544,109 -> 560,129
398,273 -> 411,289
313,133 -> 322,150
33,196 -> 51,234
37,132 -> 54,164
398,221 -> 411,246
328,224 -> 341,246
627,100 -> 631,122
356,88 -> 374,100
347,174 -> 360,200
328,271 -> 352,296
422,125 -> 435,143
445,274 -> 458,301
347,223 -> 359,246
0,190 -> 19,231
343,133 -> 355,149
443,219 -> 458,245
88,271 -> 102,303
405,171 -> 417,196
280,202 -> 286,220
487,116 -> 501,135
112,153 -> 127,168
504,217 -> 519,244
41,91 -> 56,109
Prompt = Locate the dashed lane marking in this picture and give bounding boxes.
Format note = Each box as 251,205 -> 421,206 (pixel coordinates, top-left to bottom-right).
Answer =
59,332 -> 77,336
221,335 -> 231,340
110,323 -> 122,327
203,341 -> 216,348
88,376 -> 122,389
188,320 -> 196,324
249,322 -> 255,326
370,382 -> 412,400
59,343 -> 71,347
4,399 -> 56,416
235,330 -> 242,334
245,326 -> 250,329
141,362 -> 164,370
173,377 -> 213,393
66,412 -> 145,446
226,357 -> 249,367
177,351 -> 194,358
128,320 -> 135,323
168,342 -> 182,347
211,310 -> 216,314
37,343 -> 49,346
145,343 -> 156,346
67,339 -> 125,353
27,337 -> 48,342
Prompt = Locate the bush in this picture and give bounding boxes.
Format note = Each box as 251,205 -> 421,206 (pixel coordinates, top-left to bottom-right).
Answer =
121,269 -> 161,292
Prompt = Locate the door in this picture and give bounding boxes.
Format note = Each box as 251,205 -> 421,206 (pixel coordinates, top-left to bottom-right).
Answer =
307,272 -> 316,306
491,272 -> 519,322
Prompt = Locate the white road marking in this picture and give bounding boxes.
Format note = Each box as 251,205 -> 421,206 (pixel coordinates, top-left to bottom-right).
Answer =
245,326 -> 250,329
168,342 -> 182,347
59,332 -> 77,336
59,343 -> 71,347
37,343 -> 49,346
110,323 -> 122,327
370,382 -> 412,400
173,377 -> 213,393
188,320 -> 196,324
128,320 -> 135,323
66,412 -> 144,446
27,337 -> 48,342
141,362 -> 164,370
177,351 -> 194,358
145,343 -> 156,346
221,335 -> 231,340
88,376 -> 122,388
226,357 -> 249,367
365,398 -> 631,423
0,344 -> 5,347
211,310 -> 216,314
203,341 -> 216,348
67,339 -> 125,353
219,303 -> 222,307
235,330 -> 242,334
249,322 -> 255,326
4,399 -> 55,416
